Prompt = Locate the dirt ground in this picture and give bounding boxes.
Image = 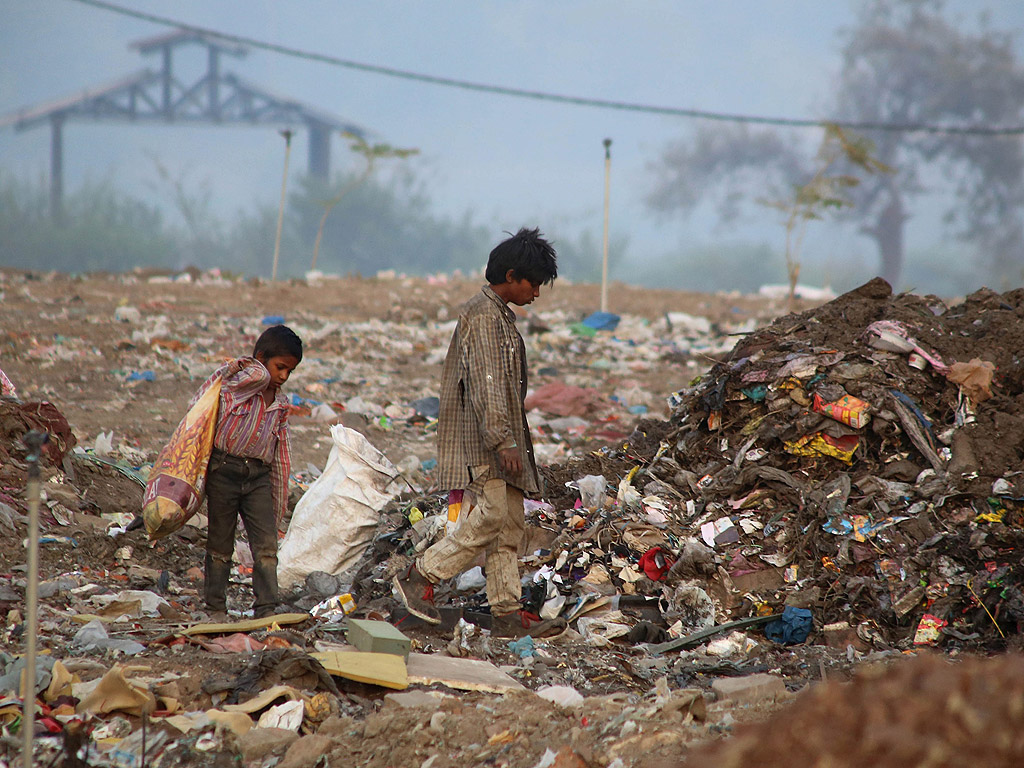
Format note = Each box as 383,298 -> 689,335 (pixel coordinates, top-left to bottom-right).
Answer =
0,269 -> 808,476
3,268 -> 1024,767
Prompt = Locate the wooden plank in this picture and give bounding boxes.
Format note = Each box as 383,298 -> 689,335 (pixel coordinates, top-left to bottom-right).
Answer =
406,653 -> 525,693
312,642 -> 524,694
311,651 -> 408,690
181,613 -> 308,636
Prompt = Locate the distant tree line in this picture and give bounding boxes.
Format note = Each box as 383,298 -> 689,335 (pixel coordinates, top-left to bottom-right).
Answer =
0,166 -> 622,285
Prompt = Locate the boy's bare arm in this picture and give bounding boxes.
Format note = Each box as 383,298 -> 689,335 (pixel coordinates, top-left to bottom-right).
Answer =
221,358 -> 270,402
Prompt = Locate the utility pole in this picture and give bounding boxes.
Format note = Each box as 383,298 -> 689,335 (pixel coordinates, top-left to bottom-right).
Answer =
600,138 -> 612,313
21,431 -> 48,768
272,129 -> 293,282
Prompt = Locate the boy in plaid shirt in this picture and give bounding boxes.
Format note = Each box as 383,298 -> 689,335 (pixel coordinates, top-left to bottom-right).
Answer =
394,228 -> 565,638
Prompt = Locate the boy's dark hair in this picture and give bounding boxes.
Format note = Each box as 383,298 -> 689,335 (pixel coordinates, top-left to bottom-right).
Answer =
485,227 -> 558,286
253,325 -> 303,362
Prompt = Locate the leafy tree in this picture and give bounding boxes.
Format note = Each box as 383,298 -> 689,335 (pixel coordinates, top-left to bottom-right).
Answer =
647,0 -> 1024,287
311,133 -> 419,272
762,124 -> 891,303
289,168 -> 492,277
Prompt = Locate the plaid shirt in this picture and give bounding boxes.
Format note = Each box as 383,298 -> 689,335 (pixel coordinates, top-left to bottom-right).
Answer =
436,286 -> 540,495
190,359 -> 292,522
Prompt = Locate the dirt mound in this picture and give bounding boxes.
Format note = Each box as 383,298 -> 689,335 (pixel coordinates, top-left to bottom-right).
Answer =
686,652 -> 1024,768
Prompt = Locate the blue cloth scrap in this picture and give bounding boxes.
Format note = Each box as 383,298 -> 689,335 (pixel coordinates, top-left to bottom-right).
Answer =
508,635 -> 535,658
581,311 -> 621,331
741,385 -> 767,402
262,315 -> 286,325
288,393 -> 322,407
126,371 -> 155,382
764,606 -> 813,645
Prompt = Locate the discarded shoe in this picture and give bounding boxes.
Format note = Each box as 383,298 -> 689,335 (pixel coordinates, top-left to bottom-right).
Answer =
392,563 -> 442,624
491,611 -> 567,639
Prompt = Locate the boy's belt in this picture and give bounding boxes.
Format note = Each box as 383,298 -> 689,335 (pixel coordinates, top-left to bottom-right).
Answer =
211,447 -> 269,468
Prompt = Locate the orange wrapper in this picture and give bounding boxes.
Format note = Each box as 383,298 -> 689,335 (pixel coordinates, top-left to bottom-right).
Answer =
813,393 -> 872,429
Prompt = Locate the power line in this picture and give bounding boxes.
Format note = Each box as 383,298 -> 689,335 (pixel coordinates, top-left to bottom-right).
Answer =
67,0 -> 1024,137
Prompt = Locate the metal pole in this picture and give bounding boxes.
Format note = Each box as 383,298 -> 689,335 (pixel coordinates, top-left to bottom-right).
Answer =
272,129 -> 294,282
50,116 -> 64,223
600,138 -> 612,313
21,431 -> 48,768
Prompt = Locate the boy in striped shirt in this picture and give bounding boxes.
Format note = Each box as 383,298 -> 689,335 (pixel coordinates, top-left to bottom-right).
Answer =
190,324 -> 302,620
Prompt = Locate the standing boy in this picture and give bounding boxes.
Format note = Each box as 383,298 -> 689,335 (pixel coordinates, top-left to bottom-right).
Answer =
192,324 -> 302,620
393,228 -> 565,638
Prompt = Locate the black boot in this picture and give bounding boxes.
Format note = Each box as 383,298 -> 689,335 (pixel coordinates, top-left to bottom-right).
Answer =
251,550 -> 280,619
204,553 -> 232,614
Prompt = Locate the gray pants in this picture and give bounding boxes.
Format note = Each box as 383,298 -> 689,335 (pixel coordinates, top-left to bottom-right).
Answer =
204,449 -> 279,617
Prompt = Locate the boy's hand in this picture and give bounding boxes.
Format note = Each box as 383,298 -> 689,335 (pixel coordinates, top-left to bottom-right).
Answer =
498,447 -> 522,474
224,357 -> 254,377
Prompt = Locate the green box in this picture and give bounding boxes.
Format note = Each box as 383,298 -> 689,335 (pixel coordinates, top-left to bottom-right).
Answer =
347,619 -> 411,661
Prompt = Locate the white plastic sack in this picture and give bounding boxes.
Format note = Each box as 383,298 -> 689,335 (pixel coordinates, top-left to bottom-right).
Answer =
278,425 -> 398,589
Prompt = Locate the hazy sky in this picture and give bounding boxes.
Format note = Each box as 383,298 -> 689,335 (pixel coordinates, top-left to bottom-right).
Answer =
2,0 -> 1022,282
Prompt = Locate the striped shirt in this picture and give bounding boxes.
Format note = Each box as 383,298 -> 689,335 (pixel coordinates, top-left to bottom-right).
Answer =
190,358 -> 292,522
436,286 -> 540,495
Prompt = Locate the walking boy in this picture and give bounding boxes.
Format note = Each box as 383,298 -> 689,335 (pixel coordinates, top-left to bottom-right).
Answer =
393,228 -> 565,638
192,324 -> 302,620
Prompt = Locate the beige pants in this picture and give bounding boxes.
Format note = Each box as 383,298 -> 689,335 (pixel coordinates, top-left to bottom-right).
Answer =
419,470 -> 525,616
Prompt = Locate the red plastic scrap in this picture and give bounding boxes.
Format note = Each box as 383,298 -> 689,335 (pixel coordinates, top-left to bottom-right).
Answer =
637,546 -> 675,581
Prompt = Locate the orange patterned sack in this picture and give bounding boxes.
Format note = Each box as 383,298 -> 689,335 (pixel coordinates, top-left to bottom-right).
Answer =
142,378 -> 221,540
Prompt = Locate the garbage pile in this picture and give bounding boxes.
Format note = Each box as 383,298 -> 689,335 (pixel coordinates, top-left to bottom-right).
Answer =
359,278 -> 1023,653
5,268 -> 1024,767
4,269 -> 825,768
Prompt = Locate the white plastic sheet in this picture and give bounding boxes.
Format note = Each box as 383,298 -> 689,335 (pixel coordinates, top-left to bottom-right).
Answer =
278,425 -> 398,589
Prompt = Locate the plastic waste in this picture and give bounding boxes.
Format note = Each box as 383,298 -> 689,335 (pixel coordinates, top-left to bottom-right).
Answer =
581,311 -> 620,331
113,306 -> 141,324
455,566 -> 486,592
310,593 -> 357,622
575,475 -> 608,509
257,699 -> 304,730
311,403 -> 340,423
536,685 -> 584,708
73,619 -> 146,655
93,430 -> 114,456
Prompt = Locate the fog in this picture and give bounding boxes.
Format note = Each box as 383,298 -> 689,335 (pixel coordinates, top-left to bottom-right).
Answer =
1,0 -> 1022,293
